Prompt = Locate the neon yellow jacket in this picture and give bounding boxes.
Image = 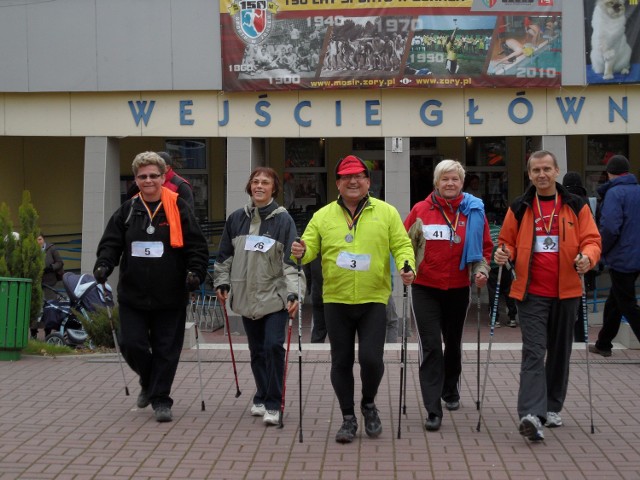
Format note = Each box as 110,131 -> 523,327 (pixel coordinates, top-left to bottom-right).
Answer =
298,196 -> 415,304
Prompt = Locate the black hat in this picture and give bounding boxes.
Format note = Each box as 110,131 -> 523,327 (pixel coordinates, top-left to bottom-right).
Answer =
562,171 -> 586,196
156,151 -> 173,167
606,155 -> 629,175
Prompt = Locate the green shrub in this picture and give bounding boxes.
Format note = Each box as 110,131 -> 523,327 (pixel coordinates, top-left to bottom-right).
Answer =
77,305 -> 120,348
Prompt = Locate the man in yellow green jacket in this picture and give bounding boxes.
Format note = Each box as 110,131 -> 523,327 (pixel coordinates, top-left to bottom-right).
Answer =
291,155 -> 415,444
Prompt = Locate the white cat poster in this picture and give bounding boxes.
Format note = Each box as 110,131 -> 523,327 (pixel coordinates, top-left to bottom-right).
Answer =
585,0 -> 640,83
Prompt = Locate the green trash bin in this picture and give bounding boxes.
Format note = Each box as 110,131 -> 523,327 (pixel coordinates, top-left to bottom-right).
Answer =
0,277 -> 32,361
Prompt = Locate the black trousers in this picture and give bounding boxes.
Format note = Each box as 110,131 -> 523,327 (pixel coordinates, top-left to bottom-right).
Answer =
412,284 -> 470,418
324,302 -> 387,415
596,269 -> 640,351
118,303 -> 186,409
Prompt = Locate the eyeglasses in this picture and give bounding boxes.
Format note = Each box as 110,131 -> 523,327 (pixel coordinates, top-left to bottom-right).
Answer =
251,179 -> 273,186
340,174 -> 367,181
136,173 -> 162,180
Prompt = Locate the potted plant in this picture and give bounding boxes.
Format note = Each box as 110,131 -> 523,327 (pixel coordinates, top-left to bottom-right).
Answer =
0,191 -> 44,360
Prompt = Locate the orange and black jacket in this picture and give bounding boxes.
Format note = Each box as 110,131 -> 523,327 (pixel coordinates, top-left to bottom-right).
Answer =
498,183 -> 601,301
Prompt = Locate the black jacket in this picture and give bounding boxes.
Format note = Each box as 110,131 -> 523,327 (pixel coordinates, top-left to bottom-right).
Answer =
95,196 -> 209,310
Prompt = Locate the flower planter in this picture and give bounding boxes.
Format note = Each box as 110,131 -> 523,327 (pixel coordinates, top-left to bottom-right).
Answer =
0,277 -> 32,361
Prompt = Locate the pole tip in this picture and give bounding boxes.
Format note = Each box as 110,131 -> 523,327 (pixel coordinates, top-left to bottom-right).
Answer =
235,390 -> 242,398
125,387 -> 130,396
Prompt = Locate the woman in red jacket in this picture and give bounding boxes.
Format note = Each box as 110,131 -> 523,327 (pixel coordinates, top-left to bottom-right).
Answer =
405,160 -> 492,432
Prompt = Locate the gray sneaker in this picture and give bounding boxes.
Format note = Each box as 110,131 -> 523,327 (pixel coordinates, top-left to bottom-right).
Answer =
545,412 -> 563,428
154,405 -> 173,423
361,404 -> 382,438
335,416 -> 358,443
519,414 -> 544,442
136,388 -> 150,409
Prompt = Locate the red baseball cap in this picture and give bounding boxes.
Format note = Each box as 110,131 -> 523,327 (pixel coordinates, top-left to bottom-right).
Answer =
336,155 -> 369,177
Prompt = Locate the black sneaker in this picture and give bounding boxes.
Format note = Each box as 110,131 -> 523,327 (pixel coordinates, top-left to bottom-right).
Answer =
589,344 -> 612,357
137,388 -> 150,409
361,404 -> 382,438
335,416 -> 358,443
154,405 -> 173,423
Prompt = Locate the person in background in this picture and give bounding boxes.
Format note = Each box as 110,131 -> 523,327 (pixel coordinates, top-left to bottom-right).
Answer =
495,150 -> 601,442
405,159 -> 492,432
128,151 -> 195,212
487,222 -> 518,328
35,233 -> 64,338
94,151 -> 209,423
291,155 -> 415,444
214,167 -> 303,426
590,155 -> 640,357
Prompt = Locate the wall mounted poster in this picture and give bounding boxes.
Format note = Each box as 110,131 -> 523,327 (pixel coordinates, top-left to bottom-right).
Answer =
221,0 -> 562,91
584,0 -> 640,84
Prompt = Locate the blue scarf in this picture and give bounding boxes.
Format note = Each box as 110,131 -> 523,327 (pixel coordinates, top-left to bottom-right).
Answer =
458,193 -> 485,270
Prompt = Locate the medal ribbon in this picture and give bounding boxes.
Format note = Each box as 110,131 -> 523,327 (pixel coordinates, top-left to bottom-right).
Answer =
138,195 -> 163,230
432,193 -> 460,242
535,192 -> 557,235
341,200 -> 367,232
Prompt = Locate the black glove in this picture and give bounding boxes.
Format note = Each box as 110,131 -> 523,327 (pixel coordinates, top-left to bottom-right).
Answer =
93,266 -> 108,284
216,284 -> 230,295
287,293 -> 298,303
186,271 -> 201,291
44,265 -> 53,273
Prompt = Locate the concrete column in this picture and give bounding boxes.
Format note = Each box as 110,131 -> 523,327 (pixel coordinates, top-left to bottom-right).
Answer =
81,137 -> 120,291
541,135 -> 567,176
226,137 -> 264,214
224,137 -> 264,333
384,137 -> 411,327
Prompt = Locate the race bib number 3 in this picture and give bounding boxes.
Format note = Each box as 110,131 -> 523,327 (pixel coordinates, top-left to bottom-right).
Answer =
244,235 -> 276,253
422,224 -> 451,241
336,251 -> 371,271
131,241 -> 164,258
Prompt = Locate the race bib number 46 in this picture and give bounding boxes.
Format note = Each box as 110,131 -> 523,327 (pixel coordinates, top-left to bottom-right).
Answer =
244,235 -> 276,253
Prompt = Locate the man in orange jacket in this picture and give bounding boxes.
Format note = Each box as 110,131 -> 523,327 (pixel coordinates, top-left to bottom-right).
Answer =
495,150 -> 601,442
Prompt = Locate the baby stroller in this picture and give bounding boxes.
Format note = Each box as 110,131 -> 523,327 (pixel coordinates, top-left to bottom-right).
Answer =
41,272 -> 113,347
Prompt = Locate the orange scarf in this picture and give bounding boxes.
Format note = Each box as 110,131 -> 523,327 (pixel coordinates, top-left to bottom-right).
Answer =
160,187 -> 184,248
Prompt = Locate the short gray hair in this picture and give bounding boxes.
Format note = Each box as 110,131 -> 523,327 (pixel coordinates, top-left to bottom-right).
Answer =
433,159 -> 465,187
132,151 -> 167,175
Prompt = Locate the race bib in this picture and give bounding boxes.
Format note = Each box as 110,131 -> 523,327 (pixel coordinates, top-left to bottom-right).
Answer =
534,235 -> 559,253
422,224 -> 451,241
131,241 -> 164,258
244,235 -> 276,253
336,251 -> 371,271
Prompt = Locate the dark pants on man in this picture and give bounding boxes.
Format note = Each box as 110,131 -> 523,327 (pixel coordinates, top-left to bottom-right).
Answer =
595,269 -> 640,351
412,284 -> 470,419
516,295 -> 579,420
324,302 -> 387,416
118,303 -> 186,409
243,310 -> 287,411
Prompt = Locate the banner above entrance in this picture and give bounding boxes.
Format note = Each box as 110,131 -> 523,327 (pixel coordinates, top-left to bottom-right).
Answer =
221,0 -> 563,91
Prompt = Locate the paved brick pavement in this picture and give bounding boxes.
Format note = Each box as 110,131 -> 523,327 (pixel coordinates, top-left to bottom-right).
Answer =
1,309 -> 640,479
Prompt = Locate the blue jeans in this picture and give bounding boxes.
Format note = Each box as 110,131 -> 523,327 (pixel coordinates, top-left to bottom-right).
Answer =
242,310 -> 287,411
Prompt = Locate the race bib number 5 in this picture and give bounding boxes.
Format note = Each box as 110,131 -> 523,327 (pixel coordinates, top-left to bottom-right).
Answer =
131,241 -> 164,258
336,251 -> 371,271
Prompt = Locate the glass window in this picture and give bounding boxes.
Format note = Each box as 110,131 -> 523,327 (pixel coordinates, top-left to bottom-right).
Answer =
164,139 -> 209,222
585,135 -> 628,197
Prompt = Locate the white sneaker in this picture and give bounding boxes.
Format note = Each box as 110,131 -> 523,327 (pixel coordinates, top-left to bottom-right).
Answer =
250,404 -> 266,416
263,409 -> 280,425
519,414 -> 544,442
545,412 -> 563,428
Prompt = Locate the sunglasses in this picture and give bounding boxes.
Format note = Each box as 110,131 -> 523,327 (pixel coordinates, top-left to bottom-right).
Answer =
136,173 -> 162,180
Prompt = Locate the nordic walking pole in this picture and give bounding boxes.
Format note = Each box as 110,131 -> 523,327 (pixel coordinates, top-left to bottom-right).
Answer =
104,289 -> 129,396
194,322 -> 206,411
296,240 -> 304,443
476,287 -> 481,410
579,253 -> 595,434
222,301 -> 242,398
477,245 -> 504,432
278,315 -> 293,428
397,260 -> 410,439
